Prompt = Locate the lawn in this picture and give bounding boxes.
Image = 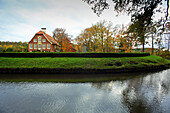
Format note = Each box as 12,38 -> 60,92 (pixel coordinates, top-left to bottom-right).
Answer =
0,55 -> 169,69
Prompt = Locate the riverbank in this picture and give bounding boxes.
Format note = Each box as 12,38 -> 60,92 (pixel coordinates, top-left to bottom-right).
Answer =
0,70 -> 167,83
0,55 -> 169,74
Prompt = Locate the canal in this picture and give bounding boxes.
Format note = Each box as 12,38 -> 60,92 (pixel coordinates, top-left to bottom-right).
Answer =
0,69 -> 169,113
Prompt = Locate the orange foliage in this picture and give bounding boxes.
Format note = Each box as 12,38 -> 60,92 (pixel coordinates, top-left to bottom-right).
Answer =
53,28 -> 76,52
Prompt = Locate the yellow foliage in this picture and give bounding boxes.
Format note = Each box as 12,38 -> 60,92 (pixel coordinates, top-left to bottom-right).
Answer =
1,44 -> 14,49
74,45 -> 82,52
8,45 -> 13,48
4,45 -> 7,48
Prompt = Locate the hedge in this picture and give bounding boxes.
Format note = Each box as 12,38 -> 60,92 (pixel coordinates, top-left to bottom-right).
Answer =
0,52 -> 150,58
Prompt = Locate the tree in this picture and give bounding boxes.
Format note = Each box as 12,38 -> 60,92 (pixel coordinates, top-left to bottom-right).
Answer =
53,28 -> 73,52
83,1 -> 170,51
146,22 -> 157,54
105,22 -> 114,52
83,0 -> 169,23
165,21 -> 170,51
115,25 -> 126,52
156,19 -> 166,53
75,20 -> 115,52
83,0 -> 169,52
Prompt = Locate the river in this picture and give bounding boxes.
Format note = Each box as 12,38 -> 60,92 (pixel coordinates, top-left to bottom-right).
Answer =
0,69 -> 170,113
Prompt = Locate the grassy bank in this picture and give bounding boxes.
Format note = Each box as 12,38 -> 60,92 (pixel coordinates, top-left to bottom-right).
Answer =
0,76 -> 144,83
0,71 -> 158,83
0,55 -> 169,69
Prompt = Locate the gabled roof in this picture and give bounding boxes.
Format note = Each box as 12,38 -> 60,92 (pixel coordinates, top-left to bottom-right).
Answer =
36,31 -> 60,46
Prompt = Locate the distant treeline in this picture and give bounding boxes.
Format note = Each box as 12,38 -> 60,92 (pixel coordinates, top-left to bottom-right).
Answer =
0,41 -> 28,52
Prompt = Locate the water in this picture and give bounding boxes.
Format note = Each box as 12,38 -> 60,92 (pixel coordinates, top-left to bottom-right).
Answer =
0,69 -> 170,113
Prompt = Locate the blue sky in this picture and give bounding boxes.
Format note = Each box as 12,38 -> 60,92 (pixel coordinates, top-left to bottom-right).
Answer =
0,0 -> 169,42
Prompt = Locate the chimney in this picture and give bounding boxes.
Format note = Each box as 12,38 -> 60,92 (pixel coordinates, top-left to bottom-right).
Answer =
41,28 -> 46,33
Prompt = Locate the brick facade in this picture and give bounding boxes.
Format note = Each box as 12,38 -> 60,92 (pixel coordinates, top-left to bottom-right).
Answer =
28,30 -> 59,52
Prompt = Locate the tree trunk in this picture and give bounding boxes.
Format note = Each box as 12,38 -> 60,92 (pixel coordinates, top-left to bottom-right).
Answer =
152,34 -> 154,54
142,42 -> 145,52
141,32 -> 145,52
101,36 -> 104,52
142,35 -> 145,52
168,37 -> 170,52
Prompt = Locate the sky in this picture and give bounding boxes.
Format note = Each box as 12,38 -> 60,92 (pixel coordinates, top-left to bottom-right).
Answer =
0,0 -> 169,42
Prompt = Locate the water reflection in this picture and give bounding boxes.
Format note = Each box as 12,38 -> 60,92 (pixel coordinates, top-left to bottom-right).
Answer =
0,69 -> 169,113
92,70 -> 170,113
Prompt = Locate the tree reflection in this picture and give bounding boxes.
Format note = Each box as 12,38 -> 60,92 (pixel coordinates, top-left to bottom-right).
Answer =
90,70 -> 170,113
121,71 -> 170,113
91,81 -> 114,92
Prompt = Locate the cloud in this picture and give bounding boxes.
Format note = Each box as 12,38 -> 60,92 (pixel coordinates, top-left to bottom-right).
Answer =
0,23 -> 39,42
0,0 -> 131,42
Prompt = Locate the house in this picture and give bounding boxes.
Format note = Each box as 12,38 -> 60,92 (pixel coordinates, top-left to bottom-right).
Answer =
28,28 -> 60,52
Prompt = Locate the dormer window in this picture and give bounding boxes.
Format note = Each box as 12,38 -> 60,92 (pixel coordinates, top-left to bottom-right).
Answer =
34,39 -> 37,42
38,36 -> 41,42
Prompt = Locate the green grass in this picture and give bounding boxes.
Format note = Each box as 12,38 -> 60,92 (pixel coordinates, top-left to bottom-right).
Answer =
0,55 -> 169,69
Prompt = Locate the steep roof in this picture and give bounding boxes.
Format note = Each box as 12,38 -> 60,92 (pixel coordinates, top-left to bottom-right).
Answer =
36,31 -> 60,46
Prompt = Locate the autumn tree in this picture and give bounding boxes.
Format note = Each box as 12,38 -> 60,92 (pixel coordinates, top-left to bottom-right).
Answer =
105,22 -> 114,52
0,41 -> 28,52
75,20 -> 115,52
114,24 -> 134,52
83,0 -> 169,52
93,21 -> 115,52
75,27 -> 96,52
53,28 -> 73,52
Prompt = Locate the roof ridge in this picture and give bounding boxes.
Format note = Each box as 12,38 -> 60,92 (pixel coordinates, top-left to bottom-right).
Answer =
36,31 -> 59,46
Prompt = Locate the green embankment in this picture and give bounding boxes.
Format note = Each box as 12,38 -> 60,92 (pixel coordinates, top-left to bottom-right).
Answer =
0,55 -> 169,82
0,55 -> 169,69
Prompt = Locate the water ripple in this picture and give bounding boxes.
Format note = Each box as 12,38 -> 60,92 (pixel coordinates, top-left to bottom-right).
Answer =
0,69 -> 170,113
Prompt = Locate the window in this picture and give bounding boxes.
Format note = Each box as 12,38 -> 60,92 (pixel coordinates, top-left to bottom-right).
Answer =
34,39 -> 37,42
47,44 -> 50,49
34,44 -> 37,49
39,44 -> 41,49
43,39 -> 46,42
38,36 -> 41,42
29,44 -> 32,49
43,44 -> 46,49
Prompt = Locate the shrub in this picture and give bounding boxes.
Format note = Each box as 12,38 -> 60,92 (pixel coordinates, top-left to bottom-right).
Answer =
159,51 -> 170,59
6,47 -> 13,52
0,47 -> 5,52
